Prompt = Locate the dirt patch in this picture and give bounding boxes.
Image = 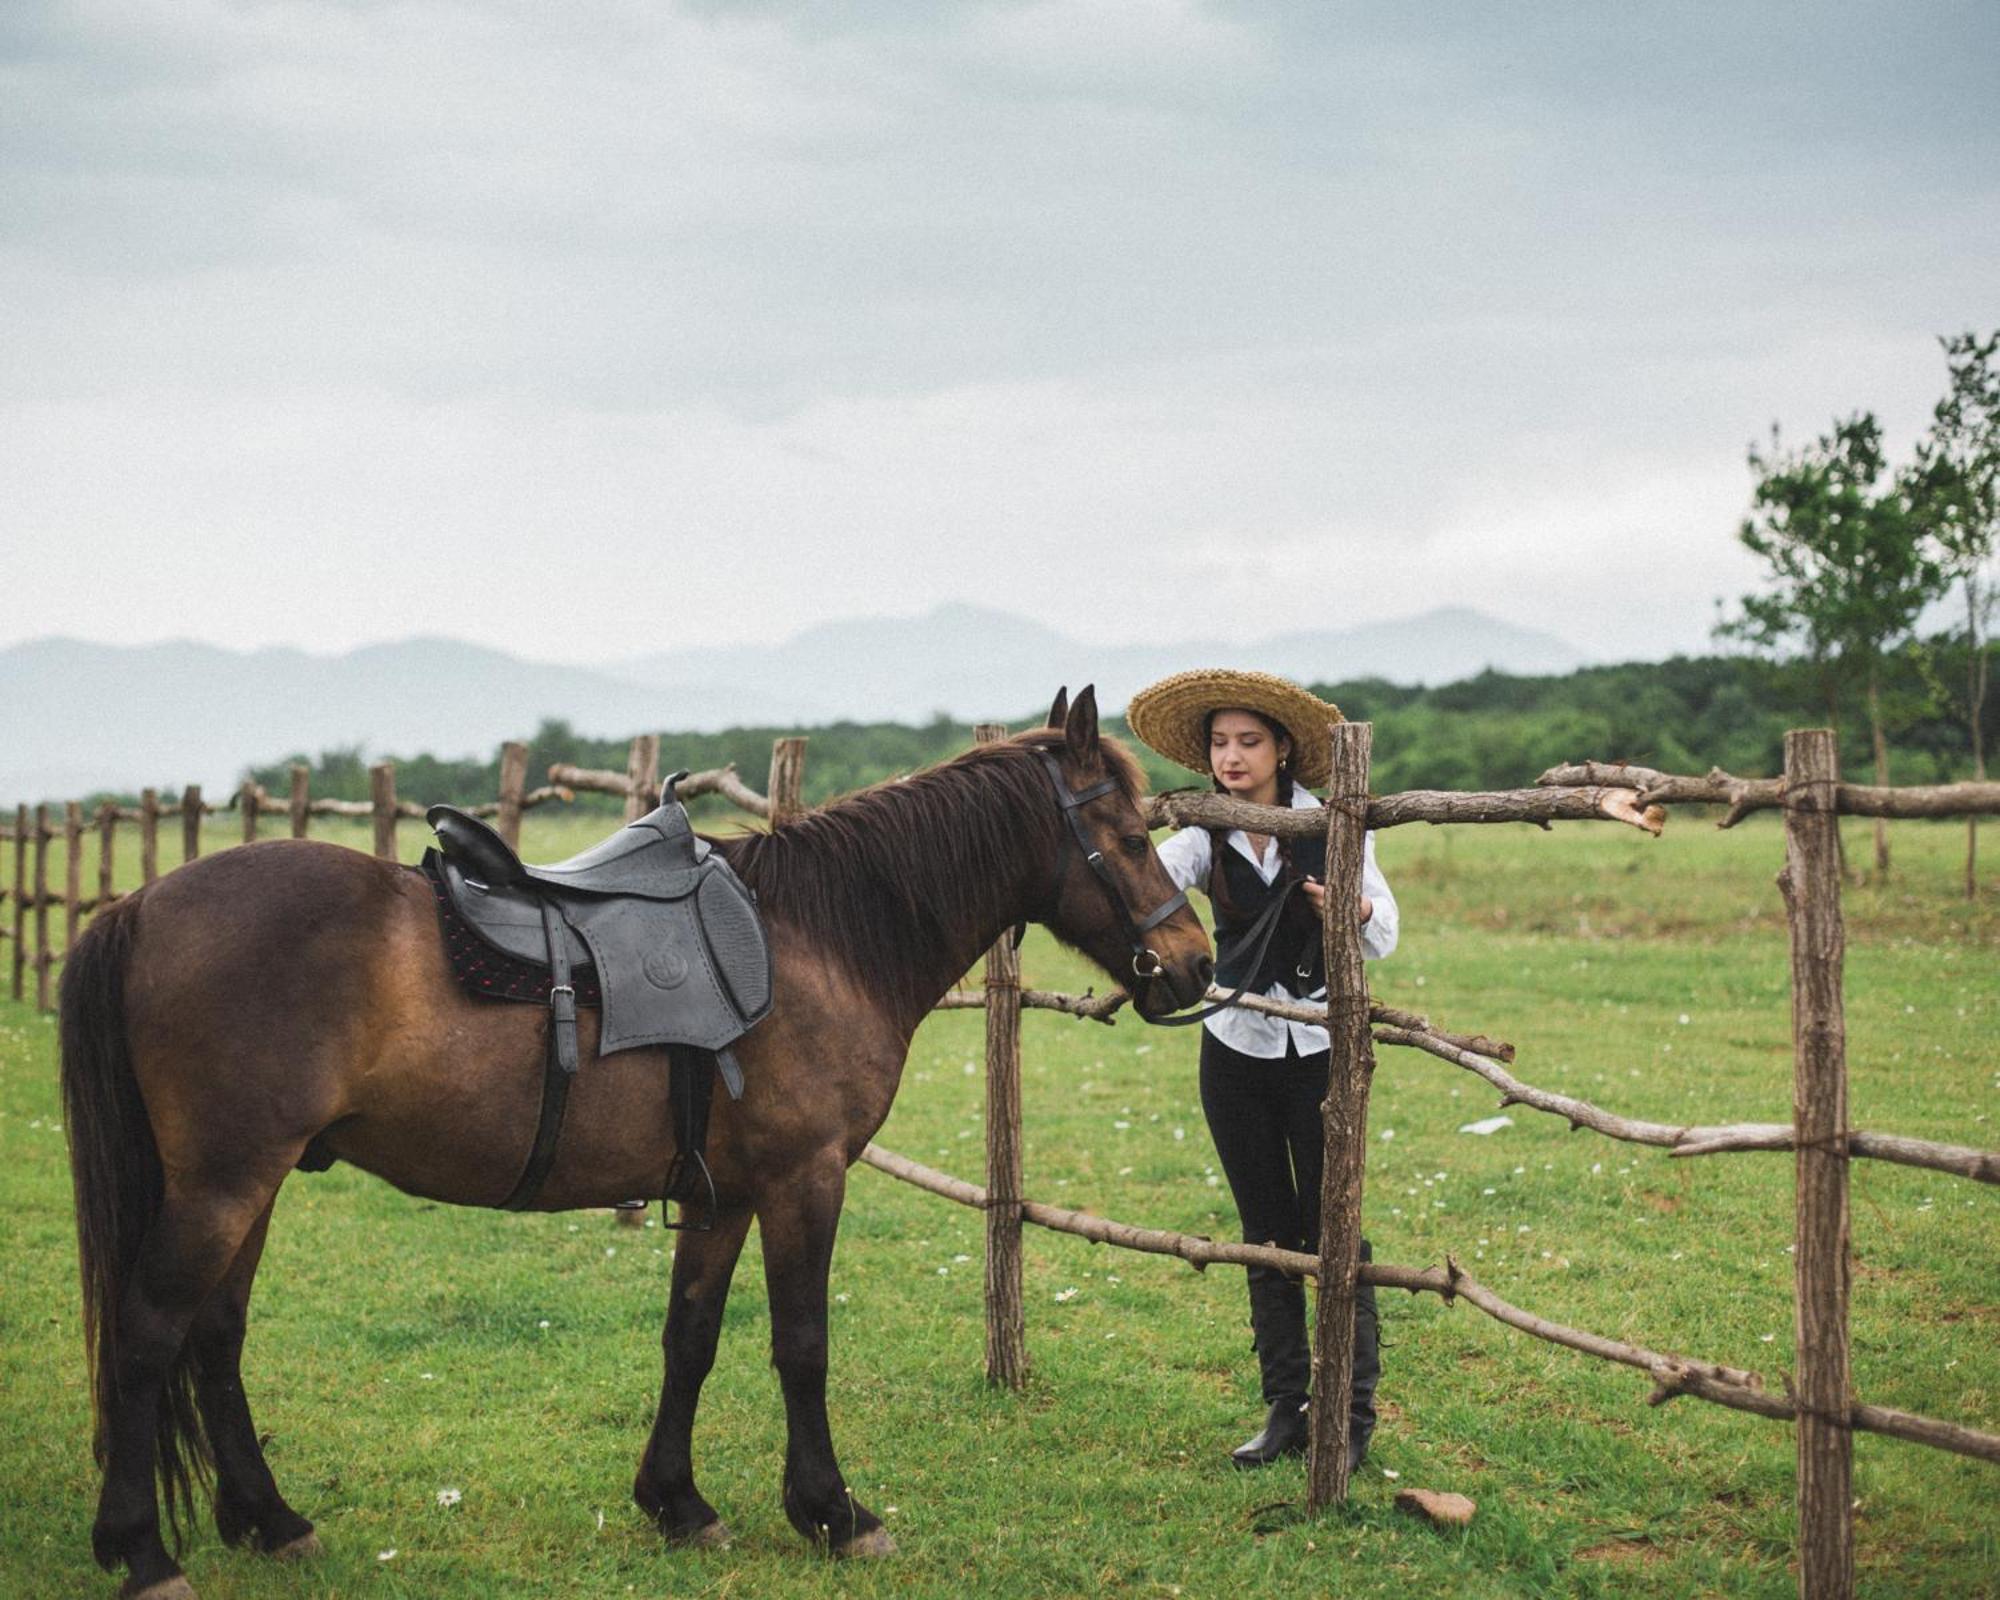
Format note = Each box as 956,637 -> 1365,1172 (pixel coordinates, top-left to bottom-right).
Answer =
1641,1190 -> 1683,1215
1576,1537 -> 1668,1565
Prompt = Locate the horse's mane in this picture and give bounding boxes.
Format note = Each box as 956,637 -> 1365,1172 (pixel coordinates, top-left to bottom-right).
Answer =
718,730 -> 1148,1023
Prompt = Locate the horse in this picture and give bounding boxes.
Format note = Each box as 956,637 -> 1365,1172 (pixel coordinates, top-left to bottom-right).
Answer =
57,686 -> 1214,1600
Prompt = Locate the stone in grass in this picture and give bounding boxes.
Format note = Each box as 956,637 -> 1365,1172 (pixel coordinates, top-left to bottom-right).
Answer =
1395,1487 -> 1477,1528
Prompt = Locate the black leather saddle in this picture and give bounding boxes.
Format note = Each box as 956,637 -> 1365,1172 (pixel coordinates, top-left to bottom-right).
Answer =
425,774 -> 772,1212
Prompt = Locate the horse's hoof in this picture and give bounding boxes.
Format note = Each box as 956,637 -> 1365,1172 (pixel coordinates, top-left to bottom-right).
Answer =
268,1531 -> 323,1561
121,1576 -> 197,1600
680,1518 -> 732,1549
833,1525 -> 897,1560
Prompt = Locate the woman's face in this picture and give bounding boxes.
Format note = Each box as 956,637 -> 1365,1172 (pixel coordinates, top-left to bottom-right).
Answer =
1208,709 -> 1289,801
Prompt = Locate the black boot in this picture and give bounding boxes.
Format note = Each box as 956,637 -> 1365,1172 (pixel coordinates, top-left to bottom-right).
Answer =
1232,1394 -> 1310,1467
1348,1241 -> 1382,1474
1232,1267 -> 1311,1468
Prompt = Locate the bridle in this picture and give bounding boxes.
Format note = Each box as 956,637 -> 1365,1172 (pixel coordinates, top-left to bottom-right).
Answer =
1030,749 -> 1189,980
1029,748 -> 1312,1029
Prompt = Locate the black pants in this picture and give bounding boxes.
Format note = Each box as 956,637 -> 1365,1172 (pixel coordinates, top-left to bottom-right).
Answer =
1199,1029 -> 1379,1413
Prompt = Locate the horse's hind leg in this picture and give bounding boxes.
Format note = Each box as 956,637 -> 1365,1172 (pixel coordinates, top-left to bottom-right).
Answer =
758,1155 -> 890,1557
634,1203 -> 753,1547
92,1180 -> 279,1600
190,1202 -> 318,1560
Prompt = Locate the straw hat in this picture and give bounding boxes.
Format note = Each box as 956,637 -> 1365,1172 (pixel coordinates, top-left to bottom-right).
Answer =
1126,669 -> 1343,789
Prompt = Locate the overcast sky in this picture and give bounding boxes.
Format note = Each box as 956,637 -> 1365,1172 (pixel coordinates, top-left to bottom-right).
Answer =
4,0 -> 1995,666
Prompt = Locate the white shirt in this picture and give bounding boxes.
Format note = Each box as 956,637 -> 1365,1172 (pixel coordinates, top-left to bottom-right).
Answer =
1155,785 -> 1398,1058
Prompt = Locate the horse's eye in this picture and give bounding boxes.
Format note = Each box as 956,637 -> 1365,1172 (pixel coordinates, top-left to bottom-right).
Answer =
1120,834 -> 1149,856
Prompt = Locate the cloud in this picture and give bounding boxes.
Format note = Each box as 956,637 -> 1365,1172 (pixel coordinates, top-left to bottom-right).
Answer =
2,0 -> 1994,664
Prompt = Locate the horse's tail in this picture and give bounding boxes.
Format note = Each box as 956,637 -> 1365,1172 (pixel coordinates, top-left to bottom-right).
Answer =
59,892 -> 211,1548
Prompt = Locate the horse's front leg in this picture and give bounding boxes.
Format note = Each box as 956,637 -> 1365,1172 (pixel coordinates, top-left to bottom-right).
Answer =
634,1203 -> 752,1546
758,1151 -> 892,1557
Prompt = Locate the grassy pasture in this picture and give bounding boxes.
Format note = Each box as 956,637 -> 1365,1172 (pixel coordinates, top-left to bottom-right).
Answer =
1,809 -> 1995,1597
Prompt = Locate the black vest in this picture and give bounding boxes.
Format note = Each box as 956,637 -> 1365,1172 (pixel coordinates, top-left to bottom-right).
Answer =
1210,825 -> 1327,994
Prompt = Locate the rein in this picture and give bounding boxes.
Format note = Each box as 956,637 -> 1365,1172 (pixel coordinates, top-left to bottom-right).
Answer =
1026,750 -> 1305,1028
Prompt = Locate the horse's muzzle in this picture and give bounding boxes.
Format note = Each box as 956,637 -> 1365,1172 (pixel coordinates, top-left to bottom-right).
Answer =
1136,951 -> 1212,1017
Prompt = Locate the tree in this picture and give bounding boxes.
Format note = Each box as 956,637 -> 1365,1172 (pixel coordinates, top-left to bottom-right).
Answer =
1716,413 -> 1946,877
1911,330 -> 2000,897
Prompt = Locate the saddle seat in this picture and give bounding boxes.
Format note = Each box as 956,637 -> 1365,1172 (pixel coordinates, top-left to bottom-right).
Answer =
425,776 -> 772,1062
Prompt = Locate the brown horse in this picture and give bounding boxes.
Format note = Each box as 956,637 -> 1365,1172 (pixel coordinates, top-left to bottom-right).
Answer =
58,688 -> 1213,1599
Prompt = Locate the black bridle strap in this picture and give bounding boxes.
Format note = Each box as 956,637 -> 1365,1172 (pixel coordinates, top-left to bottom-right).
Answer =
1032,752 -> 1189,966
1025,749 -> 1309,1029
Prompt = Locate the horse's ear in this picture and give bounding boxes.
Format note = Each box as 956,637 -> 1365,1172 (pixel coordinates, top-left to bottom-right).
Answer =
1064,684 -> 1099,762
1046,687 -> 1069,728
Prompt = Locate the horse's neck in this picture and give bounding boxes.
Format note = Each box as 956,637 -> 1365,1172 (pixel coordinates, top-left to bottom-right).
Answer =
892,841 -> 1043,1035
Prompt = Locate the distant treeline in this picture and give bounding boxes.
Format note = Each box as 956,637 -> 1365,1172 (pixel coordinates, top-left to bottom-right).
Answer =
245,638 -> 1997,815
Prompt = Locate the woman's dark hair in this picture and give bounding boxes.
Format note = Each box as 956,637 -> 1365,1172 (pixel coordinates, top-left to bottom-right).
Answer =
1202,706 -> 1300,919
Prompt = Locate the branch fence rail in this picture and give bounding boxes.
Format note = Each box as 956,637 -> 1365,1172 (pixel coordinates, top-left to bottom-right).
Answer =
4,728 -> 1996,1598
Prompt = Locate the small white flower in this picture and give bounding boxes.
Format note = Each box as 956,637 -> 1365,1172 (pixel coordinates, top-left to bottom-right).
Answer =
604,1247 -> 616,1258
1760,1332 -> 1776,1343
936,1266 -> 950,1277
1173,1127 -> 1186,1141
1678,1013 -> 1691,1025
1053,1287 -> 1079,1303
953,1253 -> 971,1263
1379,1128 -> 1395,1141
378,1549 -> 398,1562
1113,1119 -> 1131,1130
1382,1468 -> 1400,1479
437,1487 -> 462,1508
537,1318 -> 551,1330
420,1372 -> 434,1381
835,1292 -> 849,1304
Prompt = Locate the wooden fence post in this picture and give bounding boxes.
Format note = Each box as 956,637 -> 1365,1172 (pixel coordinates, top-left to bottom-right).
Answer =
1307,720 -> 1377,1510
64,801 -> 83,955
289,764 -> 310,839
975,723 -> 1028,1388
370,763 -> 398,861
1782,729 -> 1853,1600
97,801 -> 116,924
10,804 -> 25,1001
768,737 -> 807,825
627,735 -> 661,824
33,804 -> 51,1011
496,742 -> 528,849
181,785 -> 202,865
140,788 -> 159,883
240,778 -> 260,844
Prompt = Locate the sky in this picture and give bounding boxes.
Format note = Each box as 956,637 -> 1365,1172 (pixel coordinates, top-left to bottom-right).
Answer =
3,0 -> 1996,667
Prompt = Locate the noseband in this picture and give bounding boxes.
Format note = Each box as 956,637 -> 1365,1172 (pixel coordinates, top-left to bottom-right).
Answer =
1030,750 -> 1189,978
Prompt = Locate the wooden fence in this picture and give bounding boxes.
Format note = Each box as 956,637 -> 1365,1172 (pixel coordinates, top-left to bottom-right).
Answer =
4,729 -> 1996,1598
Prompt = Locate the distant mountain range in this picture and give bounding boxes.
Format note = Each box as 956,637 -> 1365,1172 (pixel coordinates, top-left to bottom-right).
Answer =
0,604 -> 1585,802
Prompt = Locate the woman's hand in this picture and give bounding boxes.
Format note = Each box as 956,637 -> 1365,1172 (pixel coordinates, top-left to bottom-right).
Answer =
1301,877 -> 1372,925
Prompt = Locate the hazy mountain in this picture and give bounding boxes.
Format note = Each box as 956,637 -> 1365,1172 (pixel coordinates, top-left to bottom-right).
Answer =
0,636 -> 822,802
0,605 -> 1584,802
618,602 -> 1586,722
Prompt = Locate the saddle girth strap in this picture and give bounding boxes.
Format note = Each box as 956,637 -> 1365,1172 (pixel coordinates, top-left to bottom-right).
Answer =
658,1044 -> 721,1231
499,899 -> 582,1211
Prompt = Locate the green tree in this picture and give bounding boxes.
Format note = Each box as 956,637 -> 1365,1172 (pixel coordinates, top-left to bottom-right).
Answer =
1911,329 -> 2000,896
1716,413 -> 1946,877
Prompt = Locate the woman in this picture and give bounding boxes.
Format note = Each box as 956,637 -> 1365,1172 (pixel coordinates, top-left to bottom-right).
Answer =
1127,669 -> 1397,1470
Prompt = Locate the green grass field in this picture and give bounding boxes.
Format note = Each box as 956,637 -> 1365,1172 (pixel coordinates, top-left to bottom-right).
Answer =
2,810 -> 1995,1598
